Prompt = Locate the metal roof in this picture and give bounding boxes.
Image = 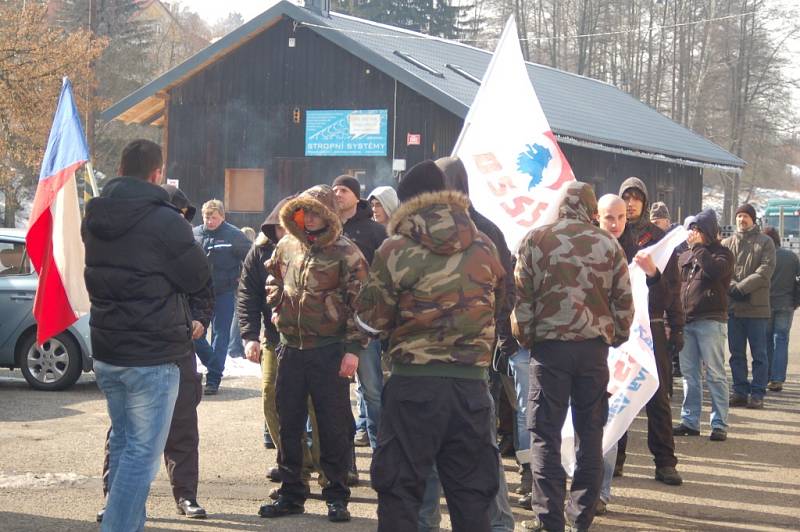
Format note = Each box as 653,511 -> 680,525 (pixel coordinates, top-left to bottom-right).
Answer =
101,0 -> 745,170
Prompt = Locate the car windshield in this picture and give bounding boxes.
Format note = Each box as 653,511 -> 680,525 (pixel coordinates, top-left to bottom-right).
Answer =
0,241 -> 31,276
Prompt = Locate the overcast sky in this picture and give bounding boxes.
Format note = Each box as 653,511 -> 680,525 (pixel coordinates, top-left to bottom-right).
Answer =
179,0 -> 280,24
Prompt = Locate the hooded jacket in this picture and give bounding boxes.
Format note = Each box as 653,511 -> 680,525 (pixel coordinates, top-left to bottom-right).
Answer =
355,190 -> 505,380
679,210 -> 734,323
162,184 -> 213,330
722,224 -> 776,318
512,182 -> 633,348
618,177 -> 684,333
342,199 -> 387,265
266,185 -> 368,353
82,177 -> 211,366
237,198 -> 291,347
435,155 -> 519,359
193,219 -> 251,295
367,186 -> 399,219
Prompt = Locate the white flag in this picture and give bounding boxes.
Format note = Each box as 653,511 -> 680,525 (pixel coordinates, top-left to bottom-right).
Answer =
453,17 -> 575,251
561,225 -> 689,475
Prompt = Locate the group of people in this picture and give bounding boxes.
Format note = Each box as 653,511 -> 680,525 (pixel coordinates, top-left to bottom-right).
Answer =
81,138 -> 797,532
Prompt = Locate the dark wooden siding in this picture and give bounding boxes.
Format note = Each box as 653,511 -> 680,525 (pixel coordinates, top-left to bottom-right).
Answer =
166,15 -> 701,229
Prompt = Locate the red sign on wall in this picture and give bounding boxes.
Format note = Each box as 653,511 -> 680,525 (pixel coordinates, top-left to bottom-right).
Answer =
407,133 -> 421,146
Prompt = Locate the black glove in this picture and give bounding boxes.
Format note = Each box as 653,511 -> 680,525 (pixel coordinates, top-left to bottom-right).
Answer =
668,329 -> 684,355
729,285 -> 749,302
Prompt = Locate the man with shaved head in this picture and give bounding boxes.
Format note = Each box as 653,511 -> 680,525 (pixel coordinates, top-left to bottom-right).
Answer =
598,194 -> 627,240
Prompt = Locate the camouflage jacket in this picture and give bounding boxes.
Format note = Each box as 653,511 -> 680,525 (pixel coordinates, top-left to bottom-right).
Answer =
355,190 -> 505,380
266,185 -> 368,353
512,182 -> 634,348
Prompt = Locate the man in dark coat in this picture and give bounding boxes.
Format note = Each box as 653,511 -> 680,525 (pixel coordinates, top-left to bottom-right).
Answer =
614,177 -> 684,486
98,185 -> 213,522
192,200 -> 251,395
82,139 -> 210,531
673,209 -> 734,441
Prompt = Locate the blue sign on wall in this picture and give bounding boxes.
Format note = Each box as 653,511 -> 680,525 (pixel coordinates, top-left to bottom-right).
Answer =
305,109 -> 388,156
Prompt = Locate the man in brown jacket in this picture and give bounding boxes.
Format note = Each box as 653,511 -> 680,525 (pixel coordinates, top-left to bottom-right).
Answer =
722,203 -> 776,409
259,185 -> 367,523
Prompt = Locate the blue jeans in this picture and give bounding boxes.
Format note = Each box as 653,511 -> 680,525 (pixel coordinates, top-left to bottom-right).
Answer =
767,310 -> 794,383
599,442 -> 618,503
227,305 -> 244,358
679,320 -> 730,431
508,348 -> 531,464
355,338 -> 383,448
728,316 -> 769,398
94,360 -> 180,532
355,391 -> 367,432
194,290 -> 235,388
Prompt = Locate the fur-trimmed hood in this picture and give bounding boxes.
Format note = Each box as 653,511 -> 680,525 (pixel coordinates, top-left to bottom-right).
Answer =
280,185 -> 342,248
388,190 -> 477,256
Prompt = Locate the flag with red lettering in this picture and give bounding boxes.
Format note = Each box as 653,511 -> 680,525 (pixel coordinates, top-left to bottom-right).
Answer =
26,78 -> 91,345
560,226 -> 688,474
453,16 -> 575,251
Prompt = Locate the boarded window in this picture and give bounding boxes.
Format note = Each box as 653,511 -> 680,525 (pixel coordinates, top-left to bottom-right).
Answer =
225,168 -> 264,212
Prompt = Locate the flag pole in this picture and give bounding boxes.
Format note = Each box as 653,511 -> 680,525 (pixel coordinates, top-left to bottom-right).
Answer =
85,161 -> 99,198
451,16 -> 518,155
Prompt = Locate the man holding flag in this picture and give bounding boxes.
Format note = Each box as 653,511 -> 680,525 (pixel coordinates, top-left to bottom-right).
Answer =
82,139 -> 210,531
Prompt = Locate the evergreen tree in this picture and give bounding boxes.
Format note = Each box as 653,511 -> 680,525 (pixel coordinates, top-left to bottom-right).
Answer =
333,0 -> 472,40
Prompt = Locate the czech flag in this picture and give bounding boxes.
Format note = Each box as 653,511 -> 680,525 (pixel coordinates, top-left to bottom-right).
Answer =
26,78 -> 91,345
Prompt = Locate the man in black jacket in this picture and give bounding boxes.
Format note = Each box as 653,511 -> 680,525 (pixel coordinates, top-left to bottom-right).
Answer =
99,185 -> 214,522
673,209 -> 734,441
82,139 -> 210,532
614,177 -> 684,486
193,200 -> 251,395
333,175 -> 387,461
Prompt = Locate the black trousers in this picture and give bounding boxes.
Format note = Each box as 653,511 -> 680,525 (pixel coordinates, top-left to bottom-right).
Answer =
275,343 -> 353,504
615,322 -> 677,469
102,356 -> 202,502
371,375 -> 499,532
529,339 -> 609,532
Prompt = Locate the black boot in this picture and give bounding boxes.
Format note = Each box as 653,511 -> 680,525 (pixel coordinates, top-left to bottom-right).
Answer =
258,497 -> 304,518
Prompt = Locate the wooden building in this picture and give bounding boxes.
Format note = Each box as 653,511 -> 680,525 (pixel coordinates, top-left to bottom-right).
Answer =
101,0 -> 744,229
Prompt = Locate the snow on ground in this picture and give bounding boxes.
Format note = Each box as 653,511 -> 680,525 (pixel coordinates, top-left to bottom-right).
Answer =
196,355 -> 262,379
702,184 -> 800,221
0,472 -> 91,489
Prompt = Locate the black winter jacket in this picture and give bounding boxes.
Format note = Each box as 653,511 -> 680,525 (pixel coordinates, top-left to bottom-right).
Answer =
342,199 -> 386,265
618,178 -> 684,333
679,242 -> 734,323
193,221 -> 250,294
82,177 -> 210,366
237,199 -> 288,347
470,206 -> 517,359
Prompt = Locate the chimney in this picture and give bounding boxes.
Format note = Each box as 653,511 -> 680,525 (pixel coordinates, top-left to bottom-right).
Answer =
305,0 -> 331,18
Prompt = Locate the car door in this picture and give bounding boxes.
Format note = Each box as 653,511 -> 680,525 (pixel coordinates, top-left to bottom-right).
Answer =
0,238 -> 37,363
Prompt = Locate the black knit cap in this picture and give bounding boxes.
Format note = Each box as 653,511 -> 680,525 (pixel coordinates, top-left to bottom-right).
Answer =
735,203 -> 756,223
396,160 -> 446,203
332,175 -> 361,199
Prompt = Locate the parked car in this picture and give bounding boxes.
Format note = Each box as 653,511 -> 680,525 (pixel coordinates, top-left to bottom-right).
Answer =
0,228 -> 93,390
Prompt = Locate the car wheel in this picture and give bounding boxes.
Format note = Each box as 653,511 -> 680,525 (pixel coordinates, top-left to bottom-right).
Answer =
17,332 -> 83,391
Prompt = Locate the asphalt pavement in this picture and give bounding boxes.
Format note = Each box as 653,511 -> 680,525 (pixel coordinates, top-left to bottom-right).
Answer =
1,317 -> 798,531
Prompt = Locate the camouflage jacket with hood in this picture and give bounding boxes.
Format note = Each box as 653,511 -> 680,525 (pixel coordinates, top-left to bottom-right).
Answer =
512,182 -> 634,348
266,185 -> 368,354
355,190 -> 505,380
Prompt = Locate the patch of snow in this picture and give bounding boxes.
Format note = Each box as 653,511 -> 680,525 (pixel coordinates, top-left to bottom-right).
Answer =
0,472 -> 90,489
196,355 -> 261,378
